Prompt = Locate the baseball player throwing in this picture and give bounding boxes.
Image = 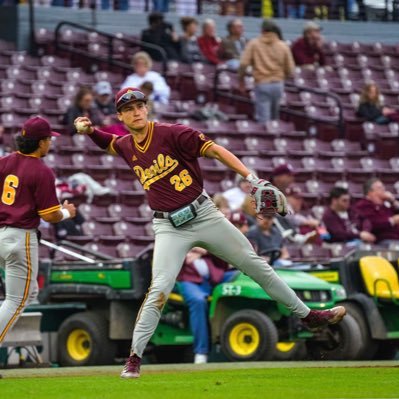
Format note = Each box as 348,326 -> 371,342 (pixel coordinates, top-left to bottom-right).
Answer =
0,116 -> 76,346
74,87 -> 346,378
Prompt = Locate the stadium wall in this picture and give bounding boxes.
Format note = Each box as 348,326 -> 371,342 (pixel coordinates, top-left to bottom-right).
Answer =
1,4 -> 398,51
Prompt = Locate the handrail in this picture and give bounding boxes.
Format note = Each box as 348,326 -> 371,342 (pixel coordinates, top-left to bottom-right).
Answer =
213,68 -> 345,137
54,21 -> 168,74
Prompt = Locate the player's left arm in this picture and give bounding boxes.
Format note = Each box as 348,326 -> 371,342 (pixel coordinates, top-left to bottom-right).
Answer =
204,143 -> 252,180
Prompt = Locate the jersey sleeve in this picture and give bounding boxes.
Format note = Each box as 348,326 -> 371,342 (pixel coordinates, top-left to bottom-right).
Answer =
35,166 -> 61,217
173,125 -> 214,160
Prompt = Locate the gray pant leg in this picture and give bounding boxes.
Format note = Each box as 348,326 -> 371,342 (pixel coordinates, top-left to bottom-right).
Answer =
254,83 -> 272,123
197,205 -> 310,318
0,228 -> 38,344
270,82 -> 283,120
131,220 -> 193,357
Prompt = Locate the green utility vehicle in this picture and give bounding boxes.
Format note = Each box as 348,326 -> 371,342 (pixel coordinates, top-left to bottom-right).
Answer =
1,241 -> 362,366
292,248 -> 399,360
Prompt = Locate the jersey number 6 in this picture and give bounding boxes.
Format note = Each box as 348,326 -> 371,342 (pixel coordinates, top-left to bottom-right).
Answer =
1,174 -> 19,206
170,169 -> 193,192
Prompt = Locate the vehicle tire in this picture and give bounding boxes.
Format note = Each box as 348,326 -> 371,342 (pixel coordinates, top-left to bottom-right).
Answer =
341,302 -> 378,359
373,341 -> 398,360
57,311 -> 116,366
274,341 -> 307,361
306,314 -> 363,360
221,310 -> 278,361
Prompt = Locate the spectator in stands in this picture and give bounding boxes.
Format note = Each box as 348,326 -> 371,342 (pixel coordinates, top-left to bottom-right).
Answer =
179,17 -> 206,64
229,210 -> 249,234
241,195 -> 257,226
356,83 -> 399,124
177,248 -> 233,364
93,81 -> 116,125
354,178 -> 399,247
141,12 -> 179,61
223,174 -> 252,210
291,22 -> 326,67
246,215 -> 290,265
63,87 -> 102,135
270,164 -> 295,195
323,186 -> 375,245
212,193 -> 231,217
239,19 -> 295,122
198,19 -> 221,65
121,52 -> 171,104
218,18 -> 247,71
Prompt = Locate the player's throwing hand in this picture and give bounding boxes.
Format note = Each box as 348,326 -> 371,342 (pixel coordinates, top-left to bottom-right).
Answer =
74,117 -> 94,134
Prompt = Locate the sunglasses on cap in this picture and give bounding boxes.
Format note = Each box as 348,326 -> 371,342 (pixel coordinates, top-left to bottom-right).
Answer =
116,90 -> 147,110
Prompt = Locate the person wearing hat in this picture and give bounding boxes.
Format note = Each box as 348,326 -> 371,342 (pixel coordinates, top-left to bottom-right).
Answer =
0,116 -> 76,346
239,19 -> 295,122
270,164 -> 295,195
291,21 -> 326,67
74,87 -> 347,378
94,81 -> 116,117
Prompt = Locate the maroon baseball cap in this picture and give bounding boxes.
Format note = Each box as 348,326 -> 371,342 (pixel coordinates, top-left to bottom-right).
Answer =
272,163 -> 294,177
21,116 -> 60,139
115,87 -> 147,111
229,211 -> 248,226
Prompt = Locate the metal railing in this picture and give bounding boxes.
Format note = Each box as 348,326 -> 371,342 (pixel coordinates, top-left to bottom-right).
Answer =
54,21 -> 168,74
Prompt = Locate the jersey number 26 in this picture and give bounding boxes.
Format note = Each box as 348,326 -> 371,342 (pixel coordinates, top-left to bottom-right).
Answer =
1,175 -> 19,206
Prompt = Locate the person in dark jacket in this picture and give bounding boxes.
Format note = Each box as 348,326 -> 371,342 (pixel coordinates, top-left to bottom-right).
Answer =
63,87 -> 102,135
140,12 -> 179,61
323,186 -> 375,244
177,248 -> 233,364
354,178 -> 399,247
356,83 -> 399,124
291,22 -> 325,67
179,17 -> 206,64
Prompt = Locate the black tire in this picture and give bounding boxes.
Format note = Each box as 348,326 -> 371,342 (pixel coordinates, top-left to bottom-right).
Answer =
221,309 -> 278,361
306,314 -> 363,360
274,341 -> 307,361
373,341 -> 398,360
57,311 -> 116,366
342,302 -> 378,360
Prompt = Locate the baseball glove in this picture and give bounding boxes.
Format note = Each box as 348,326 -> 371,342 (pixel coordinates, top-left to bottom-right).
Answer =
250,180 -> 288,217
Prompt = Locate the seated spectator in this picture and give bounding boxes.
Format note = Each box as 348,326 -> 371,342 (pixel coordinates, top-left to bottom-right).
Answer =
218,18 -> 247,71
212,193 -> 231,217
94,81 -> 116,117
356,83 -> 399,124
197,19 -> 221,65
179,17 -> 206,64
354,178 -> 399,247
246,215 -> 290,266
140,12 -> 179,61
177,248 -> 233,364
121,52 -> 171,104
62,87 -> 102,135
223,174 -> 252,210
229,210 -> 249,234
323,186 -> 375,245
241,195 -> 257,226
270,164 -> 295,195
291,21 -> 325,67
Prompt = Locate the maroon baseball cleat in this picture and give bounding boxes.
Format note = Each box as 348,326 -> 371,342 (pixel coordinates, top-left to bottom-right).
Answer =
120,354 -> 141,379
301,306 -> 346,330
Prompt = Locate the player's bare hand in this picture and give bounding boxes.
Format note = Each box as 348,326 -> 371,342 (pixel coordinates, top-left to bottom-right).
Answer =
62,200 -> 76,218
74,117 -> 94,134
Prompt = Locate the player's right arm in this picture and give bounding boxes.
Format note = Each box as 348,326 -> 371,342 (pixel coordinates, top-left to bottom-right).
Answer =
74,116 -> 118,155
40,200 -> 76,224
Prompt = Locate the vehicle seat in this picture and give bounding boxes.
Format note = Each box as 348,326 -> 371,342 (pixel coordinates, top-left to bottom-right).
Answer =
359,256 -> 399,300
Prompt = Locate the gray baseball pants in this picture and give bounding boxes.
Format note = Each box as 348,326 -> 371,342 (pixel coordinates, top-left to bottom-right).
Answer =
0,227 -> 39,344
131,199 -> 310,357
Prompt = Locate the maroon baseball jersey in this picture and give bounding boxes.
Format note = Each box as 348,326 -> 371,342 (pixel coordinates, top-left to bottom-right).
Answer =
112,122 -> 214,211
0,152 -> 61,229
